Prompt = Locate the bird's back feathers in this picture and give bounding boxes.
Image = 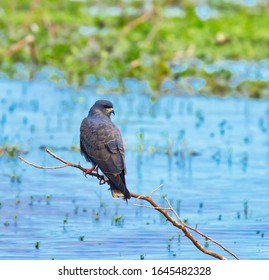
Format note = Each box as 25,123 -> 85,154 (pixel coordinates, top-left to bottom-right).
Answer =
80,103 -> 130,201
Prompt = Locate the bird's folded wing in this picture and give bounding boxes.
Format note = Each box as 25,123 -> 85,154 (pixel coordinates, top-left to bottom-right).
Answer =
80,119 -> 126,175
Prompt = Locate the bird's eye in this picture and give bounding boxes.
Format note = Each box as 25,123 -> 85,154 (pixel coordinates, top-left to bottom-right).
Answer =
103,105 -> 111,109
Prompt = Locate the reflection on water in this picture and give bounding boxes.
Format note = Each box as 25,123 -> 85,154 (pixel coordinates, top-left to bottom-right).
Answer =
0,78 -> 269,260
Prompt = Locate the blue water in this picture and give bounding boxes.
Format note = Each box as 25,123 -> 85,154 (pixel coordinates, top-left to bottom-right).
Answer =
0,79 -> 268,260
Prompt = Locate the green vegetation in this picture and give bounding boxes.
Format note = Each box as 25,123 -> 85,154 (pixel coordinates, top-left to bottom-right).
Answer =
9,174 -> 22,183
45,194 -> 52,205
79,235 -> 85,241
112,215 -> 124,226
1,0 -> 269,96
63,213 -> 69,225
35,241 -> 40,249
0,145 -> 29,158
0,145 -> 19,157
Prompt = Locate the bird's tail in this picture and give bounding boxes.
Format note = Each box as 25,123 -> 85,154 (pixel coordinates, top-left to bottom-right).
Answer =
109,181 -> 131,202
106,171 -> 131,202
111,188 -> 126,199
110,186 -> 131,202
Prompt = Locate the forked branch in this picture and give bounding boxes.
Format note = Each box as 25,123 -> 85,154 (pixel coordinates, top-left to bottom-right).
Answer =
18,148 -> 239,260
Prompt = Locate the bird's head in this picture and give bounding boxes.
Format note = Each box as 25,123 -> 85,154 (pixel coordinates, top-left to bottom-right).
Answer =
92,100 -> 115,118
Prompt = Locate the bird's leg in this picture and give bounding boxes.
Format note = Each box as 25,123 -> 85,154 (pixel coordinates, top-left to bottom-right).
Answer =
95,167 -> 107,185
83,167 -> 97,177
98,176 -> 106,185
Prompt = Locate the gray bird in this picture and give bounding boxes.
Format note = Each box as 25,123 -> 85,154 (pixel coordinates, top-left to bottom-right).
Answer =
80,100 -> 131,201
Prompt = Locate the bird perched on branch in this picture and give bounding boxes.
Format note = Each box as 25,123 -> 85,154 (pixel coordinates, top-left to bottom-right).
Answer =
80,100 -> 131,201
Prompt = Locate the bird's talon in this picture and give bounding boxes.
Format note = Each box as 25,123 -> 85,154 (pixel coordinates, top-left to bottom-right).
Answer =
99,177 -> 106,185
83,167 -> 96,176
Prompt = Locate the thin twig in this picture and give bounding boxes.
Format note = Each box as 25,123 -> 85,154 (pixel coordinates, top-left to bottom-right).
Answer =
149,184 -> 164,197
19,148 -> 105,182
134,204 -> 171,210
18,155 -> 68,169
165,197 -> 184,224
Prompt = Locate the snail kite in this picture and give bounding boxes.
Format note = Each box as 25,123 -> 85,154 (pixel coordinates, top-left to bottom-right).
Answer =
80,100 -> 131,201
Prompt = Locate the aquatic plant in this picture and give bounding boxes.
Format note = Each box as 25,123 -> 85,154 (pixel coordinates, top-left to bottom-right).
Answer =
176,200 -> 181,215
79,235 -> 85,241
244,201 -> 248,219
74,206 -> 79,215
0,145 -> 20,158
63,213 -> 68,225
45,194 -> 52,205
14,215 -> 18,226
112,215 -> 124,226
35,241 -> 40,249
137,130 -> 144,153
204,237 -> 209,248
28,195 -> 34,206
0,145 -> 29,159
9,174 -> 22,183
167,236 -> 175,251
93,210 -> 100,221
3,221 -> 10,227
15,195 -> 20,206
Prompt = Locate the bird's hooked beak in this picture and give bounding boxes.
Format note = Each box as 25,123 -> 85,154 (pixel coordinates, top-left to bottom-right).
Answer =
106,108 -> 115,116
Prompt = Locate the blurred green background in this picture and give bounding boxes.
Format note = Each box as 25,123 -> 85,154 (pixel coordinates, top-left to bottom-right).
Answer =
1,0 -> 269,96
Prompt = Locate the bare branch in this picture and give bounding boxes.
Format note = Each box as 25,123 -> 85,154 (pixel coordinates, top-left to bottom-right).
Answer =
18,149 -> 240,260
133,203 -> 171,210
18,154 -> 68,169
19,148 -> 106,183
165,197 -> 184,224
149,184 -> 164,197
